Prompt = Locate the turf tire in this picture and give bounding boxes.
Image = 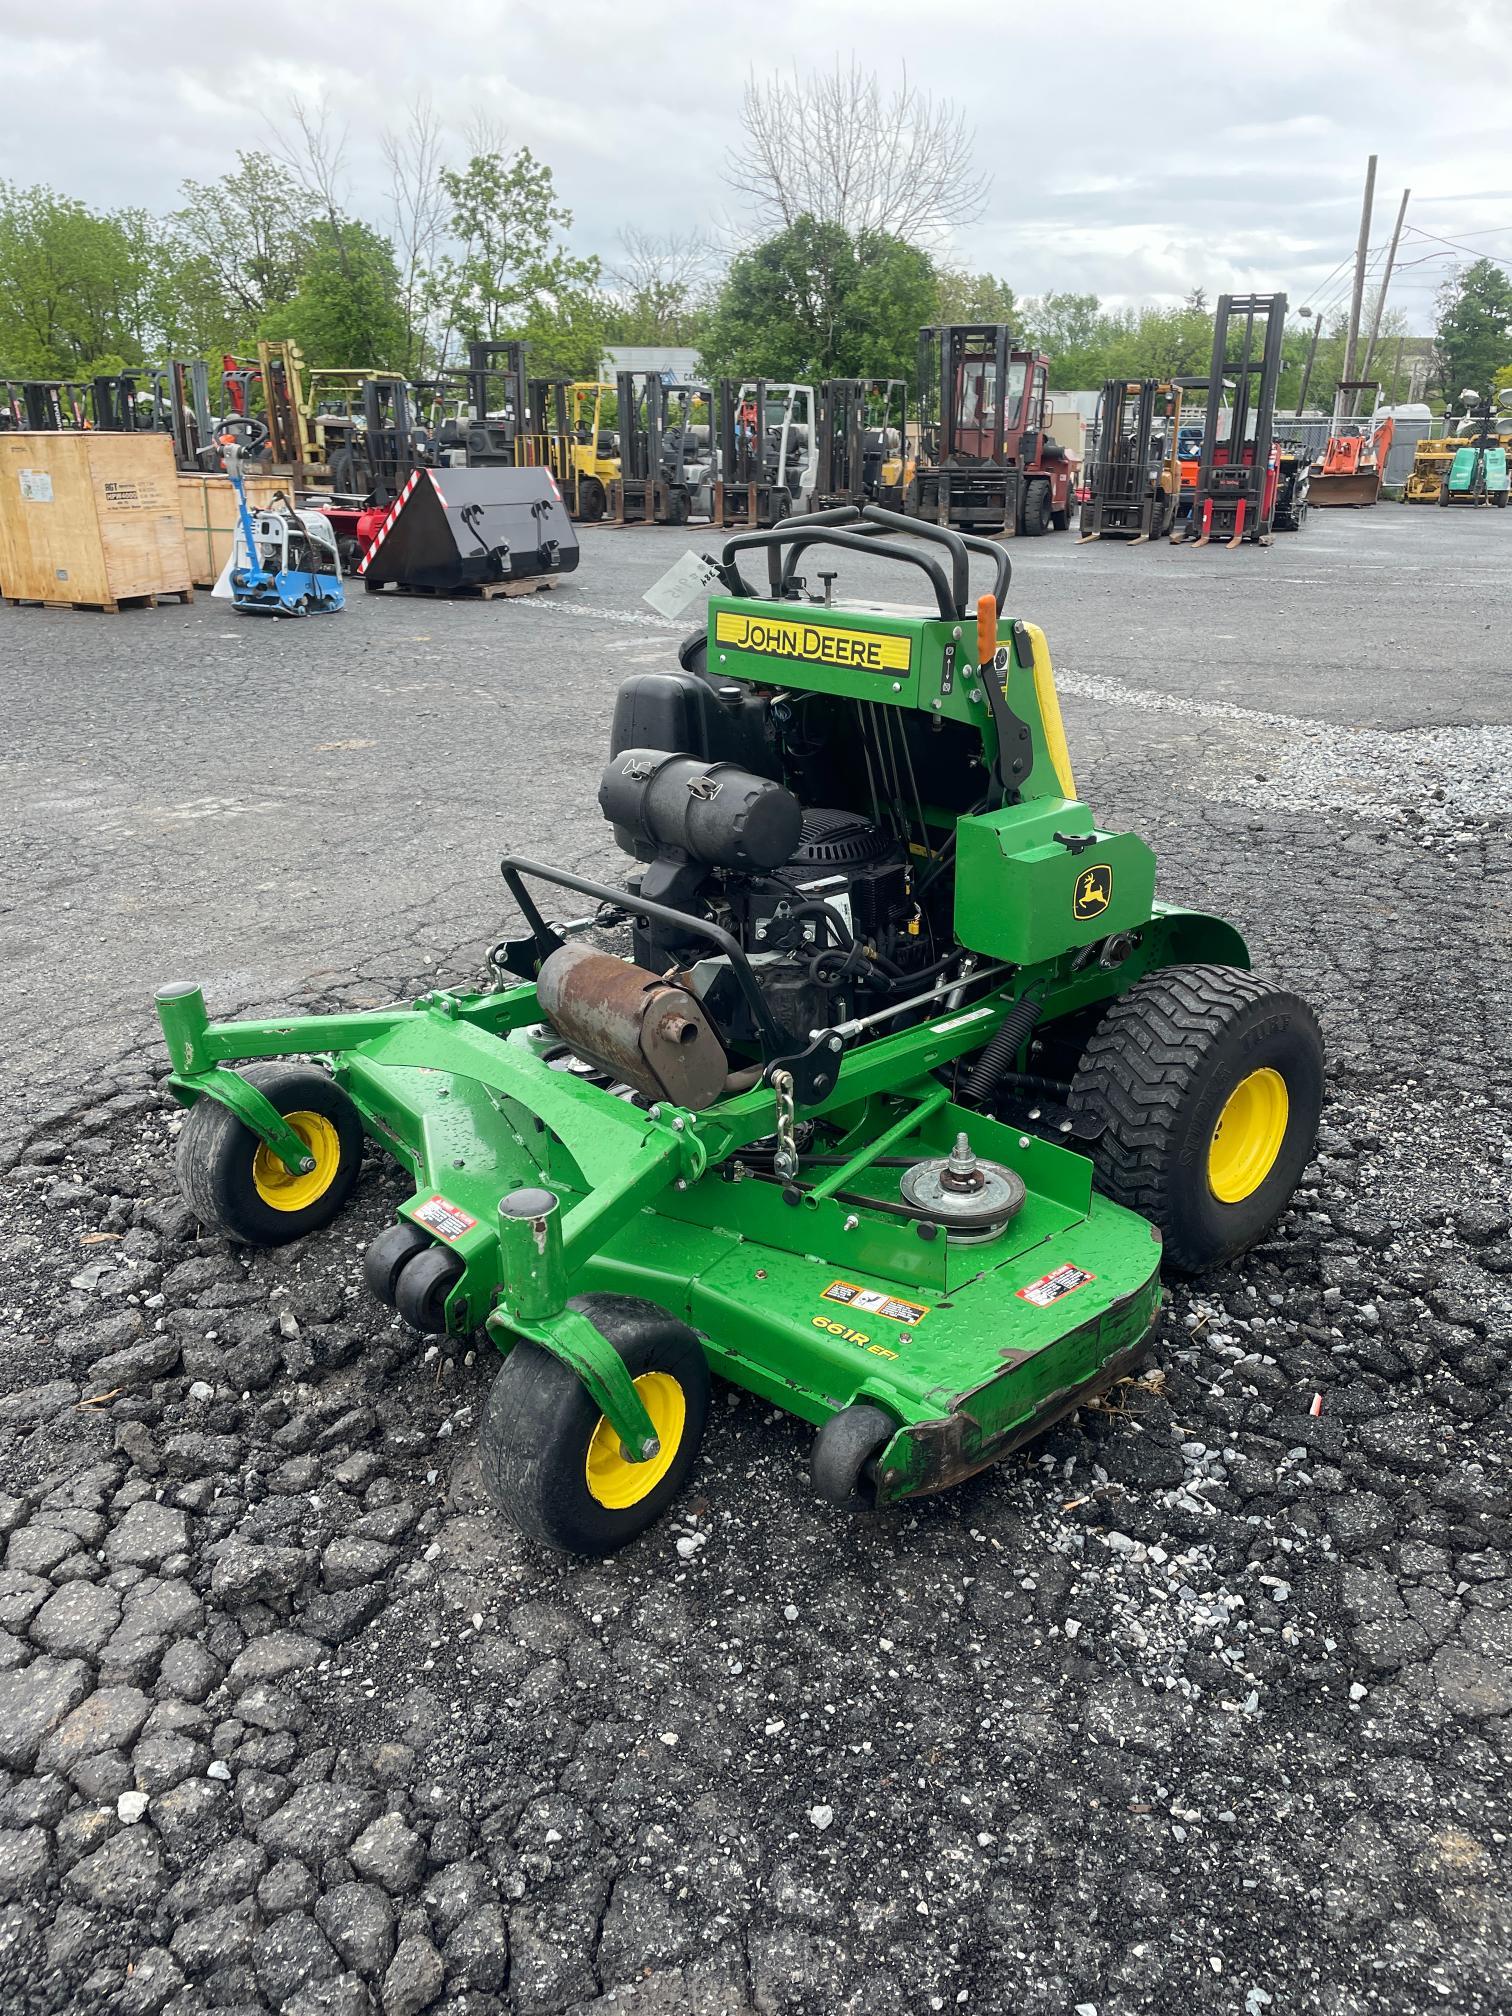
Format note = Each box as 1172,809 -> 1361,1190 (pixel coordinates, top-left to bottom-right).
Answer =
175,1064 -> 362,1248
480,1294 -> 710,1555
1068,964 -> 1323,1273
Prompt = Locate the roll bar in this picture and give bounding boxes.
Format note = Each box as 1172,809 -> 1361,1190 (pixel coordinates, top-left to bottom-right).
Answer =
717,503 -> 1010,622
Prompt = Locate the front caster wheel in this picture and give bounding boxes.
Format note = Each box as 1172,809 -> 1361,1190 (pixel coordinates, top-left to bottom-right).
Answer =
1069,964 -> 1324,1273
394,1245 -> 464,1334
364,1221 -> 434,1306
175,1064 -> 363,1248
811,1403 -> 897,1509
479,1293 -> 710,1555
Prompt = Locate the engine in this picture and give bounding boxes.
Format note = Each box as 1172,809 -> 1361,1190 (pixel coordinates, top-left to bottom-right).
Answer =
598,746 -> 923,1048
531,649 -> 983,1110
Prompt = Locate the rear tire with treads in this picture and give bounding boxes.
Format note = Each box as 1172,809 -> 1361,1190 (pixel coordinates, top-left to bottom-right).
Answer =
1068,964 -> 1323,1273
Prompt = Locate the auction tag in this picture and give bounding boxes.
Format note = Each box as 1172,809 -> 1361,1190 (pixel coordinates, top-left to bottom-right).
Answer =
643,548 -> 723,619
19,469 -> 52,503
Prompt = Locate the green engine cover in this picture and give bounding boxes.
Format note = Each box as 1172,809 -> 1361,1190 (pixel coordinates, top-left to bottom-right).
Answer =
953,800 -> 1157,965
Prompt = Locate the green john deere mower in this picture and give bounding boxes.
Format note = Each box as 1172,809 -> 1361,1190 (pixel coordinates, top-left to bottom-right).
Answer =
157,504 -> 1323,1555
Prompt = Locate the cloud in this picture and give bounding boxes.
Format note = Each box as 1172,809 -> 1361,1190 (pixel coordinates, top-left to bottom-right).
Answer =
1,0 -> 1508,331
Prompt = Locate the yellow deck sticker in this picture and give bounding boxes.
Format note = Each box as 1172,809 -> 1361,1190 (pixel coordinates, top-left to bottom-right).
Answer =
714,610 -> 912,675
821,1280 -> 930,1325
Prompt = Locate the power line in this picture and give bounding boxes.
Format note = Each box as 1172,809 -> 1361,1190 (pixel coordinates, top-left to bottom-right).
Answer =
1401,223 -> 1512,271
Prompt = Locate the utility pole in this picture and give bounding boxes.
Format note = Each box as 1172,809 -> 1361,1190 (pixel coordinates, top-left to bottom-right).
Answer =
1358,185 -> 1410,408
1341,154 -> 1378,395
1295,316 -> 1323,415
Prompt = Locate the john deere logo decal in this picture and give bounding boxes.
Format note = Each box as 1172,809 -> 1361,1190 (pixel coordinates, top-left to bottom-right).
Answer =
714,609 -> 912,674
1074,864 -> 1113,920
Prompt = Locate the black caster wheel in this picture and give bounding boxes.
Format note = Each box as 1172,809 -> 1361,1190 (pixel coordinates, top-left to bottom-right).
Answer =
363,1221 -> 434,1306
175,1064 -> 362,1248
811,1403 -> 897,1509
394,1245 -> 465,1334
480,1293 -> 710,1555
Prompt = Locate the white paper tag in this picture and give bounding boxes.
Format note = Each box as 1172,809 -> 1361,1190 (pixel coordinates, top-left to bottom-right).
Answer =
642,548 -> 722,620
19,469 -> 53,503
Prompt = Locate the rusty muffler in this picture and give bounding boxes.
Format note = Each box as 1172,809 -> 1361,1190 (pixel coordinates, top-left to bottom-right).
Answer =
535,940 -> 730,1110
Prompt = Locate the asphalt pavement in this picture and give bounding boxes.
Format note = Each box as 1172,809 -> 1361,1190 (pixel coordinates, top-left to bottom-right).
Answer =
0,505 -> 1508,2016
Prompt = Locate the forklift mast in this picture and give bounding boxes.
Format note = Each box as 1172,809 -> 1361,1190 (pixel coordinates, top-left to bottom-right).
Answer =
921,325 -> 1011,466
466,341 -> 552,466
360,377 -> 425,503
813,379 -> 909,510
1177,294 -> 1287,547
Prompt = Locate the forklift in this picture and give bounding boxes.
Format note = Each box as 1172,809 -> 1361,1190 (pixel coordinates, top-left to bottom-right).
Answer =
1172,295 -> 1286,548
907,325 -> 1073,536
1441,390 -> 1512,508
545,381 -> 620,521
221,342 -> 314,480
1309,381 -> 1393,508
610,373 -> 711,525
713,381 -> 820,529
812,379 -> 912,512
1077,379 -> 1182,542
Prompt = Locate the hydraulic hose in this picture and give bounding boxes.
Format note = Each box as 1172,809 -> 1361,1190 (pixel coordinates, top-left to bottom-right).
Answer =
960,995 -> 1044,1108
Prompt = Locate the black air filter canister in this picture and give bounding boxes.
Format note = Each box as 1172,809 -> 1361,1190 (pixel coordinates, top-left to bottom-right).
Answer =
599,749 -> 802,871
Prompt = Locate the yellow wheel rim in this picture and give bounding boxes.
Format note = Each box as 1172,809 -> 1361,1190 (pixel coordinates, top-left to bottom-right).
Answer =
1208,1068 -> 1289,1204
585,1372 -> 685,1510
251,1111 -> 343,1214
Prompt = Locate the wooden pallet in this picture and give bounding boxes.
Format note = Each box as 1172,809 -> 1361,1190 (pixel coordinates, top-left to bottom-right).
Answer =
3,588 -> 195,613
364,574 -> 558,601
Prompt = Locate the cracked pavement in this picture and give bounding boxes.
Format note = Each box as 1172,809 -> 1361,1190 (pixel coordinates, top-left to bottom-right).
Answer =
0,509 -> 1508,2016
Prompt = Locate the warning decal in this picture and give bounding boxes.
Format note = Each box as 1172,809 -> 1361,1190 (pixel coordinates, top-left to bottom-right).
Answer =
1016,1263 -> 1095,1308
412,1195 -> 478,1243
821,1280 -> 930,1325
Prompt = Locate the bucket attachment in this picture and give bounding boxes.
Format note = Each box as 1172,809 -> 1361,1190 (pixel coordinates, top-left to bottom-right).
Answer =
357,468 -> 580,591
1308,469 -> 1383,509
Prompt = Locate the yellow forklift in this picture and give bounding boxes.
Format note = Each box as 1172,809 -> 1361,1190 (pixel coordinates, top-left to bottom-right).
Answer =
549,381 -> 620,521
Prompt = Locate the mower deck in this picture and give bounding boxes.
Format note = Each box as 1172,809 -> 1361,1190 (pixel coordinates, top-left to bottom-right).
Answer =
160,972 -> 1162,1509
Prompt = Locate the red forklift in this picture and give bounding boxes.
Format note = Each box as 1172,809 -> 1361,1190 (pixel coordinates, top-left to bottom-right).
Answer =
1172,294 -> 1287,548
907,325 -> 1073,535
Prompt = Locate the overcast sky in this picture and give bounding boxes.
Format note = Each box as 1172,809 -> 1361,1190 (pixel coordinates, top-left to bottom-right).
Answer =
5,0 -> 1511,332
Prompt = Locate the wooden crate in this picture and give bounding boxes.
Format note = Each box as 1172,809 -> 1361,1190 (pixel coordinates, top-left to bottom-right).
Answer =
0,433 -> 193,610
177,471 -> 285,586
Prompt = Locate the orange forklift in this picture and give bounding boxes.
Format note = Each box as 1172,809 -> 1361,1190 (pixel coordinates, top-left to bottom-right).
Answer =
907,325 -> 1073,535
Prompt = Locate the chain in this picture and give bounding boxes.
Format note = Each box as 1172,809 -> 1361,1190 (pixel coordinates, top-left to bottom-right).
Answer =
771,1069 -> 799,1180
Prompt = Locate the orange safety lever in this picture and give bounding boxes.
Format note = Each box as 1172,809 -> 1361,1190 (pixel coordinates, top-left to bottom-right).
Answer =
976,593 -> 997,671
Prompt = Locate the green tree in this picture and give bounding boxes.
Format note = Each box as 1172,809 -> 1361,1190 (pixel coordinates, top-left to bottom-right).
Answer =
173,152 -> 317,329
698,215 -> 934,381
521,287 -> 612,379
0,183 -> 197,373
933,269 -> 1018,327
435,146 -> 600,363
258,218 -> 405,368
1434,259 -> 1512,402
1017,292 -> 1108,383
